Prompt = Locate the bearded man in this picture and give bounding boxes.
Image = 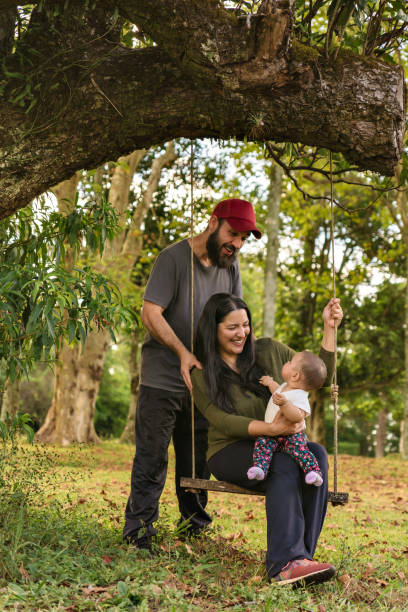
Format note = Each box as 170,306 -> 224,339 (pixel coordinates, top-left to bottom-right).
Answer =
123,199 -> 261,550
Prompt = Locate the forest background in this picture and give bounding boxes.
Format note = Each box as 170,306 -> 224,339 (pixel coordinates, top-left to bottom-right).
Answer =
0,1 -> 407,457
1,134 -> 407,458
0,1 -> 408,609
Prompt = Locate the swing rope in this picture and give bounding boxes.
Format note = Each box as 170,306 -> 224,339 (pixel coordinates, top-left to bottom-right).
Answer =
182,143 -> 348,505
329,151 -> 339,496
190,139 -> 196,480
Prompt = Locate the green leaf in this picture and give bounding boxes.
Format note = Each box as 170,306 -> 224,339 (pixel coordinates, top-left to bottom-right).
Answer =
26,302 -> 43,334
67,319 -> 76,344
8,583 -> 27,600
117,582 -> 128,597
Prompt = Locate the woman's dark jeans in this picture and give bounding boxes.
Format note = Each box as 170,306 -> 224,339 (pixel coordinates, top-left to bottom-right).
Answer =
208,439 -> 329,578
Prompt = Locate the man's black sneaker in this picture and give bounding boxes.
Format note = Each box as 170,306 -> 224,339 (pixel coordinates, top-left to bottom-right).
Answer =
125,533 -> 154,554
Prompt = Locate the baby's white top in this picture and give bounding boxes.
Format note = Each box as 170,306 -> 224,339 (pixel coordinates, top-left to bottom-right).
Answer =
264,382 -> 311,423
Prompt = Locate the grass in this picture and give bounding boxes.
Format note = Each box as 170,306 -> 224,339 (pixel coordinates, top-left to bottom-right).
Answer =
0,441 -> 407,611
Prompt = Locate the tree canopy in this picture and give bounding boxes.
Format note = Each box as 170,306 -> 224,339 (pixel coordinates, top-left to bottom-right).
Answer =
0,0 -> 406,219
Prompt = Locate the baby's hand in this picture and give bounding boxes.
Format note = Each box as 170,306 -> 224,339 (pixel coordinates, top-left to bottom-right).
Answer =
260,375 -> 280,393
260,375 -> 274,387
272,392 -> 288,407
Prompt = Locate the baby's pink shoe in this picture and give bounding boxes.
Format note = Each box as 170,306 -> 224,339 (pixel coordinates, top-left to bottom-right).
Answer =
247,466 -> 265,481
305,471 -> 323,487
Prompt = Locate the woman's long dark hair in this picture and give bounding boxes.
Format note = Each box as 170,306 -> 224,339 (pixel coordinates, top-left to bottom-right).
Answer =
195,293 -> 269,413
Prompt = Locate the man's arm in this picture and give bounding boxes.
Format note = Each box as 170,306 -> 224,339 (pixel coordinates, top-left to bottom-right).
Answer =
142,300 -> 201,391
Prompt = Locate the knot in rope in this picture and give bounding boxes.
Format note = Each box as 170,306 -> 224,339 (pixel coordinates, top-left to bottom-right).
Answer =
331,384 -> 339,402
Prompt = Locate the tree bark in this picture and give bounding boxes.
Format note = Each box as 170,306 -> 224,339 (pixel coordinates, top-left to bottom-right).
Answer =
119,327 -> 140,444
391,161 -> 408,459
36,334 -> 110,445
0,7 -> 16,56
37,153 -> 138,444
375,395 -> 388,458
0,0 -> 405,218
402,238 -> 408,459
262,161 -> 283,337
35,172 -> 107,445
0,378 -> 21,420
37,144 -> 177,444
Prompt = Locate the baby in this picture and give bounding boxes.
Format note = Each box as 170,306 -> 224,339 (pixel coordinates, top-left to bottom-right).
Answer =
247,350 -> 327,487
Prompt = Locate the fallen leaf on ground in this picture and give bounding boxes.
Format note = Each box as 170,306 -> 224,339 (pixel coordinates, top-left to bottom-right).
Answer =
338,574 -> 351,587
81,585 -> 111,595
18,565 -> 30,583
361,563 -> 375,579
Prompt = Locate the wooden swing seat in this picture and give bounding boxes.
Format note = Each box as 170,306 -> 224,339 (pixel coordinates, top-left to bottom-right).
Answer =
180,477 -> 349,505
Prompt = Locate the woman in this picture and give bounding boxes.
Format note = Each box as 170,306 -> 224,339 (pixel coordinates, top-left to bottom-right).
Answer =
191,293 -> 343,586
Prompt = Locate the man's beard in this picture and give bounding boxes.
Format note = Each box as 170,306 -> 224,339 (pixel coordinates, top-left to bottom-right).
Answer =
206,227 -> 238,269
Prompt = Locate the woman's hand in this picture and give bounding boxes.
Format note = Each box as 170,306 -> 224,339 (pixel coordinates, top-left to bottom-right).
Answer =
321,297 -> 343,352
248,413 -> 305,438
323,297 -> 343,329
267,411 -> 305,437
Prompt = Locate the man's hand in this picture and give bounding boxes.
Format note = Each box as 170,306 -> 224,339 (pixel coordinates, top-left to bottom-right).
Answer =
180,349 -> 202,392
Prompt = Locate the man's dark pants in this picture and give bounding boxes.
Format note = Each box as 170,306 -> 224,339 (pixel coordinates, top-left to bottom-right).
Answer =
123,385 -> 212,542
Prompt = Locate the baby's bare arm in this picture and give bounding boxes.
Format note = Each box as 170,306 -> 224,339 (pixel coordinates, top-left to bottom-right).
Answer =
272,392 -> 306,422
259,375 -> 280,393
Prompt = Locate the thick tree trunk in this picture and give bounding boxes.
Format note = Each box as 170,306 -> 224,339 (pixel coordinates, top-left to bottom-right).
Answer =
36,332 -> 109,445
307,389 -> 325,446
119,328 -> 141,444
400,420 -> 405,455
35,171 -> 104,445
37,154 -> 138,444
403,252 -> 408,459
37,144 -> 177,445
0,378 -> 21,420
262,162 -> 283,338
375,398 -> 387,458
393,162 -> 408,459
0,1 -> 405,218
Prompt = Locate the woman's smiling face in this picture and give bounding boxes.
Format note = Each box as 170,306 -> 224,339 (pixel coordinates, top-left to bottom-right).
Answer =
217,308 -> 250,362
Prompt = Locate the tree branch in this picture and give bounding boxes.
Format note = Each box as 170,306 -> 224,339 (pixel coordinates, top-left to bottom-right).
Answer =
341,368 -> 404,394
0,1 -> 405,218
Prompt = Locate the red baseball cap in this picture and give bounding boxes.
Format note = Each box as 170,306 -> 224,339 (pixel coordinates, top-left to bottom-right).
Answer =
212,198 -> 262,239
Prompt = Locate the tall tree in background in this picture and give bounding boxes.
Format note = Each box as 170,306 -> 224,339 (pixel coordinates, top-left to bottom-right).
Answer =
0,378 -> 20,420
382,157 -> 408,458
34,173 -> 107,444
262,162 -> 283,337
37,144 -> 177,444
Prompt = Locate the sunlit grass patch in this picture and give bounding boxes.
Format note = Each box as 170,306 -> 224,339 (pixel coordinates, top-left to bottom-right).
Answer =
0,441 -> 407,610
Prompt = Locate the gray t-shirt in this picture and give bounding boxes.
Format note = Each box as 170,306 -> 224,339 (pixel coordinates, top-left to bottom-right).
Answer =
140,239 -> 242,392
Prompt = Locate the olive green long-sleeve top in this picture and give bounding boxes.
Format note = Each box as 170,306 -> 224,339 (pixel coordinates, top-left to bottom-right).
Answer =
191,338 -> 334,461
